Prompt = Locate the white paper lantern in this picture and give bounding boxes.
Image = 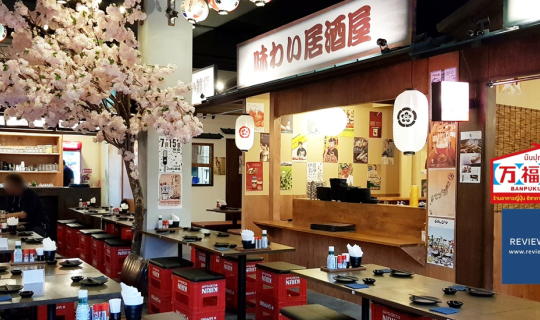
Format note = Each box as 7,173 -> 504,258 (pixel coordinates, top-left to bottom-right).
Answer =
208,0 -> 239,15
316,107 -> 348,136
250,0 -> 271,7
235,114 -> 255,151
393,89 -> 429,155
181,0 -> 209,24
0,24 -> 7,43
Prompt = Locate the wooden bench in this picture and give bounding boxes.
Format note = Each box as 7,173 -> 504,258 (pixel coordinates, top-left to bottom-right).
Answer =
191,221 -> 237,232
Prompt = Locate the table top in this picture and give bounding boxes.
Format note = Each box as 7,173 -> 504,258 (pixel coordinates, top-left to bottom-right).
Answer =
69,207 -> 112,215
142,229 -> 295,257
291,264 -> 540,320
254,220 -> 424,248
0,232 -> 44,254
206,208 -> 242,214
91,215 -> 134,228
0,259 -> 121,309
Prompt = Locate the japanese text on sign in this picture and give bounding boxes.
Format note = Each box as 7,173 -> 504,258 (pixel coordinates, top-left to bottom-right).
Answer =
238,0 -> 411,87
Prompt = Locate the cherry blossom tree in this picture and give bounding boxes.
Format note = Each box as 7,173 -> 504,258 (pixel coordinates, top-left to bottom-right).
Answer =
0,0 -> 203,254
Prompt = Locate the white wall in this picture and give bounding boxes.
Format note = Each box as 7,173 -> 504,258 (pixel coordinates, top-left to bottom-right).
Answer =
191,116 -> 236,222
138,0 -> 194,259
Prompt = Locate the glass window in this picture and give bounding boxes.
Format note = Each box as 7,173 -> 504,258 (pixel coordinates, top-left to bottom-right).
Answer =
192,143 -> 214,186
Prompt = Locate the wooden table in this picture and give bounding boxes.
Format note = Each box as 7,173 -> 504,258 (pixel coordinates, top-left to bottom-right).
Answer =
91,214 -> 134,229
142,228 -> 295,320
0,231 -> 43,255
69,207 -> 112,216
143,311 -> 187,320
0,259 -> 121,320
206,208 -> 241,225
291,264 -> 540,320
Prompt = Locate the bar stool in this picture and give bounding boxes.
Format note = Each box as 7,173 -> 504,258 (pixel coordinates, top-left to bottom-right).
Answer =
90,234 -> 118,272
56,219 -> 76,256
104,238 -> 131,279
256,262 -> 307,320
65,223 -> 84,258
78,229 -> 105,262
222,255 -> 264,312
148,257 -> 194,314
280,305 -> 355,320
172,268 -> 226,320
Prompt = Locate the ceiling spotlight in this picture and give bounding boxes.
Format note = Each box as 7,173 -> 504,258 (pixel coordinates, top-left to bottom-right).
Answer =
208,0 -> 239,15
376,38 -> 390,54
216,81 -> 224,92
119,6 -> 126,13
250,0 -> 270,7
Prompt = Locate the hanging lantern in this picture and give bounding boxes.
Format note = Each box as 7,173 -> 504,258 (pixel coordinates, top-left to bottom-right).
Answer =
393,89 -> 429,155
250,0 -> 271,7
181,0 -> 209,24
0,24 -> 7,43
208,0 -> 239,15
235,114 -> 255,151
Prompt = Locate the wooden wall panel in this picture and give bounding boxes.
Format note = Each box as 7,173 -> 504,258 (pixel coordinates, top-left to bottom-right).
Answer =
242,195 -> 270,233
488,37 -> 540,80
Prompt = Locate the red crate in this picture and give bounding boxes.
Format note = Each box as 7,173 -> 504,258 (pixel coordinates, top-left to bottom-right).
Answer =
104,238 -> 131,278
120,227 -> 133,240
148,288 -> 172,314
105,222 -> 119,236
172,302 -> 225,320
56,219 -> 75,256
222,256 -> 263,286
65,223 -> 84,258
194,250 -> 222,273
255,296 -> 306,320
172,270 -> 226,312
371,303 -> 436,320
256,269 -> 307,304
38,302 -> 75,320
90,234 -> 117,272
225,283 -> 257,313
149,257 -> 194,295
79,229 -> 105,263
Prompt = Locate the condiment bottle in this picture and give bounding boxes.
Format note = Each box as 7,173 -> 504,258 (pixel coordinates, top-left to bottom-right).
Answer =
79,199 -> 83,208
327,246 -> 336,270
13,241 -> 23,263
261,230 -> 268,248
157,215 -> 163,229
76,290 -> 91,320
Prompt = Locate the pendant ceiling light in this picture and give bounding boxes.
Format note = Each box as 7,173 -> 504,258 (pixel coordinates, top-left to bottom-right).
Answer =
0,23 -> 7,43
235,114 -> 255,151
208,0 -> 239,15
181,0 -> 209,24
393,89 -> 429,155
250,0 -> 271,7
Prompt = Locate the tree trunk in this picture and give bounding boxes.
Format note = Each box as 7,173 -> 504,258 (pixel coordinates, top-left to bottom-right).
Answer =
124,160 -> 145,255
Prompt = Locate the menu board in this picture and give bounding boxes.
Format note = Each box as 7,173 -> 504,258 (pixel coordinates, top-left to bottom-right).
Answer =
459,131 -> 482,183
246,162 -> 263,191
158,136 -> 182,173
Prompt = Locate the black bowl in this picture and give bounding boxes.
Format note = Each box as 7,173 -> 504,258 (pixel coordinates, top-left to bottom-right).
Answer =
46,260 -> 58,265
443,287 -> 458,295
204,233 -> 211,237
373,269 -> 385,276
10,269 -> 22,276
362,278 -> 376,285
71,276 -> 84,282
183,227 -> 189,231
19,291 -> 34,298
229,244 -> 237,249
447,300 -> 463,308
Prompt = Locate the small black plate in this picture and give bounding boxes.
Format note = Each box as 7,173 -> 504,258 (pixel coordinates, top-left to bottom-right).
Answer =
333,275 -> 358,283
19,291 -> 34,298
80,277 -> 108,286
23,238 -> 43,244
214,242 -> 229,248
447,300 -> 464,308
409,295 -> 441,305
443,287 -> 458,295
117,217 -> 128,221
373,270 -> 385,276
190,227 -> 201,232
466,287 -> 495,297
71,276 -> 84,282
0,284 -> 23,293
390,269 -> 414,277
60,260 -> 83,267
0,266 -> 9,273
217,233 -> 230,237
17,232 -> 33,237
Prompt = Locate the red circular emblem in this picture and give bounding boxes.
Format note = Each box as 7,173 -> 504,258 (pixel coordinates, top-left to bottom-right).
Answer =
239,126 -> 251,138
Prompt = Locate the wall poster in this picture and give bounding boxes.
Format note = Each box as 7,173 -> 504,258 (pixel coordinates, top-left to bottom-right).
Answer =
427,217 -> 455,269
459,131 -> 482,183
280,115 -> 293,133
307,162 -> 323,183
428,168 -> 456,218
158,136 -> 182,173
338,163 -> 354,186
214,157 -> 226,175
382,139 -> 395,165
369,112 -> 382,138
280,162 -> 293,190
158,173 -> 182,209
292,134 -> 308,162
246,162 -> 263,191
247,103 -> 265,132
339,109 -> 355,137
260,133 -> 270,162
427,122 -> 457,169
323,136 -> 339,163
367,164 -> 381,190
353,137 -> 368,164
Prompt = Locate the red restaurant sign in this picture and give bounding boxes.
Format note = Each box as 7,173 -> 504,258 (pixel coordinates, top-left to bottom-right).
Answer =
62,141 -> 82,151
237,0 -> 413,88
492,143 -> 540,204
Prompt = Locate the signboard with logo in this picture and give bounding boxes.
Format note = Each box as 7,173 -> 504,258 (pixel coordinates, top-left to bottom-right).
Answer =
192,65 -> 216,105
504,0 -> 540,28
492,143 -> 540,204
62,141 -> 82,151
237,0 -> 413,88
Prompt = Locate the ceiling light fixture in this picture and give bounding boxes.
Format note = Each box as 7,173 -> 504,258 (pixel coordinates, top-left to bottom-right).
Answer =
57,0 -> 67,4
208,0 -> 239,15
250,0 -> 271,7
166,0 -> 178,26
43,24 -> 49,31
0,24 -> 7,43
235,114 -> 255,151
216,81 -> 224,92
181,0 -> 209,24
393,89 -> 428,155
119,6 -> 126,14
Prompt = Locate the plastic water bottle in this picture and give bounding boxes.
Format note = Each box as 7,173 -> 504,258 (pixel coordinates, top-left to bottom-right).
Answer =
327,246 -> 336,270
78,199 -> 83,208
76,290 -> 91,320
13,241 -> 22,263
157,215 -> 163,229
261,230 -> 268,249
